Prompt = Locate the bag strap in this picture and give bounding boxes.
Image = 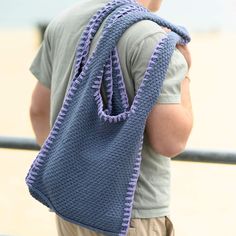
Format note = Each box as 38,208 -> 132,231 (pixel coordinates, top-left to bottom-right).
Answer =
84,5 -> 190,123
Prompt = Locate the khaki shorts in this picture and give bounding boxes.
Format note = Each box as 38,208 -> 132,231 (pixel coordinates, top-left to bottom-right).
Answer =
56,214 -> 174,236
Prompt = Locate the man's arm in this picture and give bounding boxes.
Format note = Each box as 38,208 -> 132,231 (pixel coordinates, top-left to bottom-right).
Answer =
145,76 -> 193,158
30,82 -> 50,146
145,45 -> 193,158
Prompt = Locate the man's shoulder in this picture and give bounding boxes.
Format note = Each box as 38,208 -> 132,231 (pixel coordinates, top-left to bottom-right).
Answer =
125,19 -> 166,40
46,0 -> 101,36
118,19 -> 167,64
45,3 -> 81,32
119,19 -> 166,52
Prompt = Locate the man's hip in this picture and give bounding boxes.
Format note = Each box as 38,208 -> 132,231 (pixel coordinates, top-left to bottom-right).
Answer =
56,214 -> 174,236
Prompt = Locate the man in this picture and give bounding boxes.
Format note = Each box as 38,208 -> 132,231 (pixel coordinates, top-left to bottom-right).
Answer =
29,0 -> 193,235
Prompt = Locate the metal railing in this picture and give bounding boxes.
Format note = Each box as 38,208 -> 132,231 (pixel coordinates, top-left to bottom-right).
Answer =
0,136 -> 236,165
0,136 -> 40,151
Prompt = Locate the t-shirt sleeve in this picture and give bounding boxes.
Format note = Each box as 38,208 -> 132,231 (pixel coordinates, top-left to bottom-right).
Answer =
29,26 -> 52,89
130,32 -> 188,104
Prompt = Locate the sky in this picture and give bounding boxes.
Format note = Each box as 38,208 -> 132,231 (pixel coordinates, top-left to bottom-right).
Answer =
0,0 -> 235,31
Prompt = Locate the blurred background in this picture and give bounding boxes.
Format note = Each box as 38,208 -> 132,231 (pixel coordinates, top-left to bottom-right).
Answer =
0,0 -> 236,235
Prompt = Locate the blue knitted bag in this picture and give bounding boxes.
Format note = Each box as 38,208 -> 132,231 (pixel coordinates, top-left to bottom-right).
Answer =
25,0 -> 190,235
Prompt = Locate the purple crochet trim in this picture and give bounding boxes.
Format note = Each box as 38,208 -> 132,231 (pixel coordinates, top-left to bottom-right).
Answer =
91,46 -> 131,123
118,135 -> 143,236
92,67 -> 130,123
129,36 -> 167,115
112,48 -> 129,111
101,56 -> 114,115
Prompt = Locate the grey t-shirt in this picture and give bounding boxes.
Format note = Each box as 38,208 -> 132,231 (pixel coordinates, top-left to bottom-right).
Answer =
30,0 -> 188,218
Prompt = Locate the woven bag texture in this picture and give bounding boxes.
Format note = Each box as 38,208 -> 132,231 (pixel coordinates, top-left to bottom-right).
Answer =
25,1 -> 190,235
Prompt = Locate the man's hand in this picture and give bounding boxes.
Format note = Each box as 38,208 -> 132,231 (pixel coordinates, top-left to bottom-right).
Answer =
161,27 -> 192,71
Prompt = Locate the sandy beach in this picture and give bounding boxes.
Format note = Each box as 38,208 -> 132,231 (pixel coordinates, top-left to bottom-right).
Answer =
0,28 -> 236,236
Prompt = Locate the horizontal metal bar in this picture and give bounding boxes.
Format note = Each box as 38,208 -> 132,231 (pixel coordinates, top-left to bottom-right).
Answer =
175,149 -> 236,165
0,136 -> 40,151
0,136 -> 236,165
